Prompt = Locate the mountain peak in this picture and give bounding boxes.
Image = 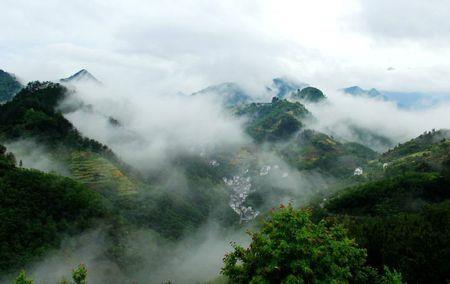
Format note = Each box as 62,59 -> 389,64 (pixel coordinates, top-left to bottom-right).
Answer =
270,77 -> 308,99
60,69 -> 100,84
342,86 -> 383,98
191,82 -> 251,106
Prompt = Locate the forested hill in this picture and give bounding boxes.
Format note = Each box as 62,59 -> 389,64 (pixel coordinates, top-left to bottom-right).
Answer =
0,146 -> 106,273
0,81 -> 140,195
315,129 -> 450,282
0,81 -> 110,154
235,98 -> 379,177
0,70 -> 22,103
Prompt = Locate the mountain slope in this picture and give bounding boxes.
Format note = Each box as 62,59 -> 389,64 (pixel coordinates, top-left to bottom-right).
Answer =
0,146 -> 106,273
291,86 -> 326,102
321,172 -> 450,283
235,98 -> 310,142
278,129 -> 378,177
0,70 -> 22,103
360,129 -> 450,180
0,81 -> 138,194
315,129 -> 450,282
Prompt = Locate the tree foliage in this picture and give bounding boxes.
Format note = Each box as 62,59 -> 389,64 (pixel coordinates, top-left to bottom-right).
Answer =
221,204 -> 381,283
324,172 -> 450,282
0,148 -> 106,273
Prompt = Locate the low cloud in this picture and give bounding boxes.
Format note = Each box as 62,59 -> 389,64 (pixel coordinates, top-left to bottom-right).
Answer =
61,83 -> 249,172
305,89 -> 450,151
2,224 -> 249,284
5,140 -> 70,175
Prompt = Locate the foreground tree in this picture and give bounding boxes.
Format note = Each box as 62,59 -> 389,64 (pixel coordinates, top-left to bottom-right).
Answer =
13,264 -> 87,284
221,204 -> 397,283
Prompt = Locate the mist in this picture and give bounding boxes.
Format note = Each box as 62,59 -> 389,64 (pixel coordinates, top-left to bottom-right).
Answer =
5,140 -> 70,175
304,89 -> 450,152
60,82 -> 249,172
6,70 -> 450,284
1,223 -> 249,284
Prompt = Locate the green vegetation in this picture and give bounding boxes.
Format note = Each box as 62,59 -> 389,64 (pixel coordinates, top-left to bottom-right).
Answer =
291,86 -> 326,102
361,129 -> 450,180
0,78 -> 449,283
13,271 -> 33,284
13,264 -> 88,284
279,129 -> 378,177
235,98 -> 310,142
115,155 -> 236,239
0,70 -> 22,103
320,171 -> 450,282
69,151 -> 137,195
326,172 -> 450,216
0,81 -> 140,195
382,129 -> 450,161
222,204 -> 400,283
0,82 -> 110,154
0,147 -> 106,273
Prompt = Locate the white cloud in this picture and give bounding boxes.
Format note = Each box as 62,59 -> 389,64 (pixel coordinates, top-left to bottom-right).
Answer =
62,83 -> 249,171
306,89 -> 450,151
1,0 -> 450,93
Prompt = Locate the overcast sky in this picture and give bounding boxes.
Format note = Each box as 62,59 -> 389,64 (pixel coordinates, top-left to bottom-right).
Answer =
2,0 -> 450,94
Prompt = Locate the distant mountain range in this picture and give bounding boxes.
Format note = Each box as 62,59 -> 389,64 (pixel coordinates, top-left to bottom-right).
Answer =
342,85 -> 450,108
191,77 -> 321,106
341,86 -> 384,99
4,66 -> 450,110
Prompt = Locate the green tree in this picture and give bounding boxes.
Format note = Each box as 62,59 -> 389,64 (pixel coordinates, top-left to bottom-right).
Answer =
221,204 -> 378,283
72,264 -> 87,284
13,270 -> 33,284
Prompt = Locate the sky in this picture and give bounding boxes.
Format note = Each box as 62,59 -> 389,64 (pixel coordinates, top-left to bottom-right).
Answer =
2,0 -> 450,94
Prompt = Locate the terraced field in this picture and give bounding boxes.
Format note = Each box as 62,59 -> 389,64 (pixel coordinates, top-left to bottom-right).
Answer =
69,151 -> 137,195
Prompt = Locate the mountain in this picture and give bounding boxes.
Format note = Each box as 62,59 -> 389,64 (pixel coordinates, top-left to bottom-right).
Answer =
0,146 -> 106,273
278,129 -> 378,177
0,81 -> 138,195
0,81 -> 237,239
0,70 -> 22,103
235,98 -> 310,142
235,98 -> 377,177
60,69 -> 100,84
318,129 -> 450,282
2,77 -> 450,283
381,91 -> 450,108
341,86 -> 384,99
190,77 -> 308,106
342,86 -> 450,108
192,82 -> 251,107
269,77 -> 308,99
291,86 -> 326,103
382,129 -> 450,161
